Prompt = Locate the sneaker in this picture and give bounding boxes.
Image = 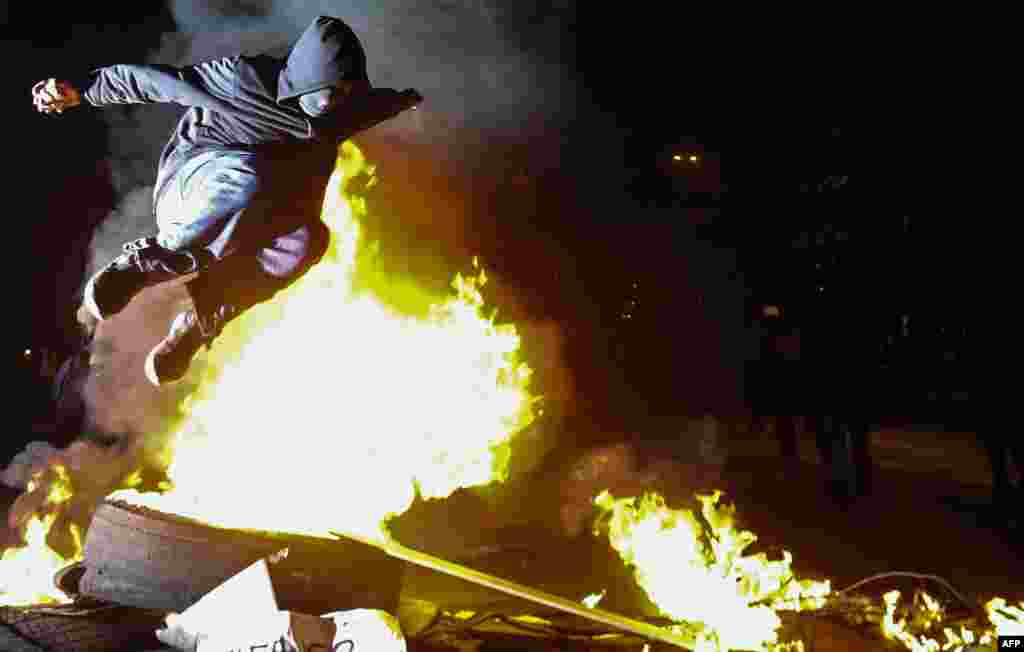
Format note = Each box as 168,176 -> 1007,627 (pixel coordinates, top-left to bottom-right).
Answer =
83,238 -> 200,321
144,305 -> 236,387
76,301 -> 99,340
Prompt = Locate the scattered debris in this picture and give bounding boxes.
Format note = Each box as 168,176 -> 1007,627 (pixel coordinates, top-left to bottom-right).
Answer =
155,558 -> 407,652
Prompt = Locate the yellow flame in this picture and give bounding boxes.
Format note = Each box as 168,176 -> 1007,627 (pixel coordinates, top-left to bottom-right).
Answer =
0,516 -> 76,605
876,590 -> 1024,651
986,597 -> 1024,636
45,469 -> 73,505
112,141 -> 536,541
512,614 -> 553,626
882,591 -> 942,652
595,489 -> 1024,651
594,490 -> 830,652
0,466 -> 79,605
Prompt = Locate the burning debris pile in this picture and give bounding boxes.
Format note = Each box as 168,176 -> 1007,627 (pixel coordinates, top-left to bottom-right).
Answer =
578,490 -> 1024,652
592,490 -> 830,651
3,142 -> 1024,652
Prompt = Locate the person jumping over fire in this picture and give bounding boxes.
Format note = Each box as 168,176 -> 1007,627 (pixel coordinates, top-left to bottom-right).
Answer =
32,15 -> 421,386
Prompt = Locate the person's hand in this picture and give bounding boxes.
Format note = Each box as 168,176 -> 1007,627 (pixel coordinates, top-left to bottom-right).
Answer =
32,78 -> 82,114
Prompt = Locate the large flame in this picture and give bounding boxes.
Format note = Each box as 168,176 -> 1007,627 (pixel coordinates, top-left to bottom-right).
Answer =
111,141 -> 536,541
594,489 -> 1024,652
0,466 -> 80,605
593,490 -> 830,651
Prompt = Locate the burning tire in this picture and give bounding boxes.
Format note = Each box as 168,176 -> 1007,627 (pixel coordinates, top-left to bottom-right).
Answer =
79,500 -> 403,615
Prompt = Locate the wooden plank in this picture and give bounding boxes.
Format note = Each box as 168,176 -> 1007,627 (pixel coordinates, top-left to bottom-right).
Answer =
331,531 -> 695,650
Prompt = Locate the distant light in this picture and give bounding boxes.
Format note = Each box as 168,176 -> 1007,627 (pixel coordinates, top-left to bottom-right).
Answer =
24,349 -> 31,357
689,155 -> 699,163
673,154 -> 682,161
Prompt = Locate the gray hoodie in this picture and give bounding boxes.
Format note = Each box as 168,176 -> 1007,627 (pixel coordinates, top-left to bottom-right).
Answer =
74,15 -> 420,222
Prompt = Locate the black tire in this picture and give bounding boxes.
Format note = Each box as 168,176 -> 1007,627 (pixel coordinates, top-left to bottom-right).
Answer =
79,500 -> 403,615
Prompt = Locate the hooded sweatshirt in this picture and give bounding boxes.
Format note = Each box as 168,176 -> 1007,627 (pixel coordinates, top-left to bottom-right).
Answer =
73,15 -> 418,224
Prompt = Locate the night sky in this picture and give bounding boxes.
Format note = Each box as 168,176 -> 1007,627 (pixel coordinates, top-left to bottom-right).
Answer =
4,2 -> 976,452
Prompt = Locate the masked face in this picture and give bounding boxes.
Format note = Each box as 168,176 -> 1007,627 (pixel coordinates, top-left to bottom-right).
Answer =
298,79 -> 369,118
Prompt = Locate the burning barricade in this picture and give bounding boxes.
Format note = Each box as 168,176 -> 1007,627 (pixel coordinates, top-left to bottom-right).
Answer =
3,140 -> 537,646
2,141 -> 1024,652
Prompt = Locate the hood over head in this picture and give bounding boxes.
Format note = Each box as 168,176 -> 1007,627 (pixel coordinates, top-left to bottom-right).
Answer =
277,15 -> 370,104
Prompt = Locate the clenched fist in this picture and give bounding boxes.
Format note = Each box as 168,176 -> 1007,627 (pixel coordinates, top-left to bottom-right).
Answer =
32,78 -> 82,114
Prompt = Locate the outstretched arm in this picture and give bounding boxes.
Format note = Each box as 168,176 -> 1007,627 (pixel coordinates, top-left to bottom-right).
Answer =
323,87 -> 423,143
32,58 -> 242,115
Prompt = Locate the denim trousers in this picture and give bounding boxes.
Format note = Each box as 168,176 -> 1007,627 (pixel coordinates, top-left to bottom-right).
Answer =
152,150 -> 329,318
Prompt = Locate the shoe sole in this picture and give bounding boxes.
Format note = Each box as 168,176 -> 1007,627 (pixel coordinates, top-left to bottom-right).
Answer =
143,348 -> 159,386
146,311 -> 204,387
82,268 -> 108,322
144,348 -> 173,387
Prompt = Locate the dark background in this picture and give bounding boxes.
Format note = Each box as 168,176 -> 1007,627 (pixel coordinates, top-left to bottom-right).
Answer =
3,3 -> 979,462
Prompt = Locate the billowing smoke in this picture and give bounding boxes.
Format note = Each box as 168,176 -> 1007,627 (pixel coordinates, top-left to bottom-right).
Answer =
88,0 -> 579,276
78,1 -> 580,471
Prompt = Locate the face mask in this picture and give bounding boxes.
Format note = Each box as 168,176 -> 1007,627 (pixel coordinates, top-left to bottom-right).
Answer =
298,80 -> 367,118
299,87 -> 337,117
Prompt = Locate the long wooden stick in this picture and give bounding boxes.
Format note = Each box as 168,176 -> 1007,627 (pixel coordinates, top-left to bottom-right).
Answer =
330,530 -> 693,649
